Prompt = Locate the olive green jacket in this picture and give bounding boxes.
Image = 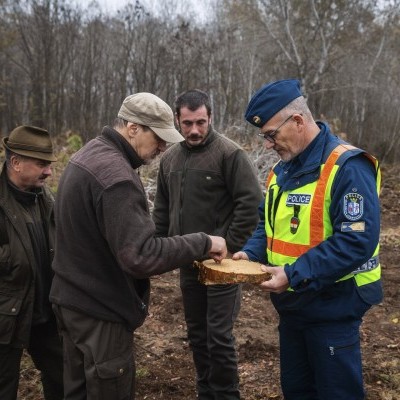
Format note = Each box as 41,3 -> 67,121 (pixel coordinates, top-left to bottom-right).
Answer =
153,129 -> 263,253
0,166 -> 54,347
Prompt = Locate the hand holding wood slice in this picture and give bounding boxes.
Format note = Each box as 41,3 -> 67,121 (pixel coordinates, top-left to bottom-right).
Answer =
195,258 -> 272,285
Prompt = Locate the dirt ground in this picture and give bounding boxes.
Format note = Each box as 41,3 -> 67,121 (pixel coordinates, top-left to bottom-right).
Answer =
18,165 -> 400,400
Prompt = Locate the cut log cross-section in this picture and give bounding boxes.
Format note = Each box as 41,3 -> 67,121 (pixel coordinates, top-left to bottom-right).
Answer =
195,259 -> 272,285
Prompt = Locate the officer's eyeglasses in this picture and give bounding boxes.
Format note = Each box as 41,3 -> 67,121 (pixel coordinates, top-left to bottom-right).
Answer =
258,114 -> 298,143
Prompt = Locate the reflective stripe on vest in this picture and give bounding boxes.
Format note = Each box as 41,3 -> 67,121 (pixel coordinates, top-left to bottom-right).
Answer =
265,144 -> 381,288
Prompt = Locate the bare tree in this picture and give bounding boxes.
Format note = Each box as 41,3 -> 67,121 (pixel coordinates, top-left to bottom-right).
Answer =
0,0 -> 399,161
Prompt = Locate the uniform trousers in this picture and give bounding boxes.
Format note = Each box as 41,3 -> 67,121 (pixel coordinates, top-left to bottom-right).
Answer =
52,305 -> 134,400
0,317 -> 64,400
275,280 -> 371,400
180,265 -> 241,400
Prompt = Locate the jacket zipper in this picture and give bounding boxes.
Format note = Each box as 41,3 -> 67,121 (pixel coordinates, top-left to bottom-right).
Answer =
179,150 -> 190,234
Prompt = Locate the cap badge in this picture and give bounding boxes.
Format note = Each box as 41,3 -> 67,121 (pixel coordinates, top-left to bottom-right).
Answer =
253,116 -> 261,125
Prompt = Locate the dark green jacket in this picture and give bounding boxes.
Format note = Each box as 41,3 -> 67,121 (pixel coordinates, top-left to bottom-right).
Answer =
153,129 -> 263,253
0,166 -> 54,347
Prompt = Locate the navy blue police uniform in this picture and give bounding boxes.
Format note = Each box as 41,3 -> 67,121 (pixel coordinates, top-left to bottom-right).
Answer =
242,80 -> 382,400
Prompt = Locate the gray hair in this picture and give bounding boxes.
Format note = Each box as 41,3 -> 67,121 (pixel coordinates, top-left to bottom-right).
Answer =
281,96 -> 313,120
112,117 -> 151,132
113,118 -> 128,129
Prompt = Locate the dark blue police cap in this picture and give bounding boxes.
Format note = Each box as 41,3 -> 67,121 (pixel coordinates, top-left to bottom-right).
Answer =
245,79 -> 303,128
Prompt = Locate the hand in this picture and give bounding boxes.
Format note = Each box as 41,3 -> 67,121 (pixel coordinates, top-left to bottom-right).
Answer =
259,265 -> 290,293
207,236 -> 227,263
232,251 -> 249,261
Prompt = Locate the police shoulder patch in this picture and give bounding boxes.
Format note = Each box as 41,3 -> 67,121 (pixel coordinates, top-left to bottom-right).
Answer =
343,193 -> 364,221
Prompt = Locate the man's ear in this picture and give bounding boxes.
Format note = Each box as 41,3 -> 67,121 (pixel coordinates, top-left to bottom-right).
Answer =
293,114 -> 305,132
10,154 -> 21,172
127,122 -> 139,138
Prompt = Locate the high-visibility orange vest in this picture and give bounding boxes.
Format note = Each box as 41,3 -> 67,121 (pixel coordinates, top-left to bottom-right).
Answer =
265,144 -> 381,289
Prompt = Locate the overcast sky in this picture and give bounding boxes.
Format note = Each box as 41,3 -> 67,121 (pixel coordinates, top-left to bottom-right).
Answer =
92,0 -> 128,13
77,0 -> 213,21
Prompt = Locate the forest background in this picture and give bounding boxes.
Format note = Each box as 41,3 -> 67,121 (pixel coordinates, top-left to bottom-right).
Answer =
1,0 -> 399,167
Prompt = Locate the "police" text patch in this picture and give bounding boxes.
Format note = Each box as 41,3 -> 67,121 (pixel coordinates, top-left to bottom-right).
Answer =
286,194 -> 312,206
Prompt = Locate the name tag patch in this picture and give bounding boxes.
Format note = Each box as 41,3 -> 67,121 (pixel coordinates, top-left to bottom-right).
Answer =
341,221 -> 365,232
343,193 -> 364,221
286,194 -> 312,206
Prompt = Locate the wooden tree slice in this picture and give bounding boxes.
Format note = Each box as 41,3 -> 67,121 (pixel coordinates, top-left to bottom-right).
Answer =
195,258 -> 272,285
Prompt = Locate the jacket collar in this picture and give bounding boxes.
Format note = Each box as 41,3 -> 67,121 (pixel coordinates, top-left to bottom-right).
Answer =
101,126 -> 144,169
277,121 -> 329,177
275,122 -> 333,189
7,175 -> 43,207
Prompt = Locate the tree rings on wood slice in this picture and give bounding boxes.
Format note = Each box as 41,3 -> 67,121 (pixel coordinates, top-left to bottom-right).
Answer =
195,259 -> 272,285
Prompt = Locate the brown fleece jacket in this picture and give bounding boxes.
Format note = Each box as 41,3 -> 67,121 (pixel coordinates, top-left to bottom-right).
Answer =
50,127 -> 211,330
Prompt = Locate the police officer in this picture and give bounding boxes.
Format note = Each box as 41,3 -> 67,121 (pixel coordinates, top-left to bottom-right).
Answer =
233,79 -> 382,400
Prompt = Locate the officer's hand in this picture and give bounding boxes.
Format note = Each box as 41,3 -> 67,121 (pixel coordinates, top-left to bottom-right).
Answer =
231,251 -> 249,261
259,265 -> 289,293
207,236 -> 227,263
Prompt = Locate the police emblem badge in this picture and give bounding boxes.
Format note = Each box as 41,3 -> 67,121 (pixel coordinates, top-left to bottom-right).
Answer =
290,216 -> 300,234
253,116 -> 261,125
343,193 -> 364,221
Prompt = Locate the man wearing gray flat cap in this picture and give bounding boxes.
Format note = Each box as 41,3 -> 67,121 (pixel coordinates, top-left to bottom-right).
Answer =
0,126 -> 63,400
50,92 -> 227,400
